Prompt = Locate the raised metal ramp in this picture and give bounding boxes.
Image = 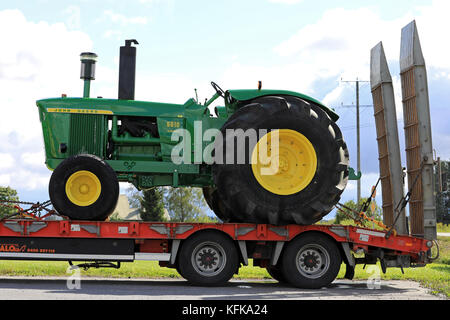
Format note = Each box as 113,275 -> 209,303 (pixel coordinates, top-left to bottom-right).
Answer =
370,42 -> 407,235
400,20 -> 437,240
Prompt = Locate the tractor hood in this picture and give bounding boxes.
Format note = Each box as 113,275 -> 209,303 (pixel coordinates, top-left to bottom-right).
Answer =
227,89 -> 339,121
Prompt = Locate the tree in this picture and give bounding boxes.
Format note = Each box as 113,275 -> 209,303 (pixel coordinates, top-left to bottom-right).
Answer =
108,211 -> 123,222
335,198 -> 382,226
435,160 -> 450,225
126,185 -> 216,223
0,186 -> 20,219
140,188 -> 166,222
126,186 -> 142,209
162,187 -> 207,222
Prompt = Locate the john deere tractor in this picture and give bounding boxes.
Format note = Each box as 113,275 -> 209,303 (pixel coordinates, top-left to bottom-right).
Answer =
37,40 -> 350,224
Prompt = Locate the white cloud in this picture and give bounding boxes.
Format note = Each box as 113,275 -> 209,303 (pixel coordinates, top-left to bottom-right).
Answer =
322,83 -> 345,106
103,10 -> 148,26
271,1 -> 450,90
338,172 -> 384,219
139,0 -> 171,4
21,152 -> 46,167
273,7 -> 408,80
219,8 -> 414,98
221,61 -> 319,97
0,154 -> 15,169
268,0 -> 303,4
0,174 -> 11,186
7,169 -> 50,191
63,5 -> 81,30
103,30 -> 123,40
0,9 -> 93,192
0,10 -> 92,138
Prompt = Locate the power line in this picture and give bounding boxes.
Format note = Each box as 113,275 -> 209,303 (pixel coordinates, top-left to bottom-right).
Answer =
341,78 -> 371,204
334,105 -> 373,109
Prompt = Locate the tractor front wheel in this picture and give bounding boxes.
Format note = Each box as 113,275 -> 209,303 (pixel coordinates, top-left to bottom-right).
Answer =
49,154 -> 119,221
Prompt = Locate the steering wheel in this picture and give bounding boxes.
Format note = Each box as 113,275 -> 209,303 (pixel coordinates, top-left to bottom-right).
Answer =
211,82 -> 226,98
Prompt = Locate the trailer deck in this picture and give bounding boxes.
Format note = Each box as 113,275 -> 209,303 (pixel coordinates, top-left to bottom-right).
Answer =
0,218 -> 434,288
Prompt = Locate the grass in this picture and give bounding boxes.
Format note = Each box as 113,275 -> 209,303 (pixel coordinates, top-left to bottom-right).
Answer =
334,236 -> 449,298
437,223 -> 450,233
0,238 -> 448,298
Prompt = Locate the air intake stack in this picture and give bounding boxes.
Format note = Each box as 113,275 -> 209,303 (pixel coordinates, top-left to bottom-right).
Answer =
80,52 -> 98,98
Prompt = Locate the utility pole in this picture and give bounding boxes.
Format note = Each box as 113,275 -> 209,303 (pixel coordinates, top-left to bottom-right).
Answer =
341,78 -> 369,204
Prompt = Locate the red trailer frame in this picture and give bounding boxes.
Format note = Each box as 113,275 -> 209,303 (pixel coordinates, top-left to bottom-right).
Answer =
0,218 -> 434,288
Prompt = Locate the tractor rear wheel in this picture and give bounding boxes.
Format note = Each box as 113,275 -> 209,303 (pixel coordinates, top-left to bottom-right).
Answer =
202,186 -> 234,223
49,154 -> 119,221
211,96 -> 349,225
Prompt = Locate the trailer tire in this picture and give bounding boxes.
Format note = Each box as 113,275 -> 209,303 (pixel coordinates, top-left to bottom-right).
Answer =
178,231 -> 239,286
266,265 -> 287,284
49,154 -> 119,221
175,261 -> 186,279
281,233 -> 342,289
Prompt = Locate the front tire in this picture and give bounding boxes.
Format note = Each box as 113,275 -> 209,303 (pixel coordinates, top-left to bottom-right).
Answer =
49,154 -> 119,221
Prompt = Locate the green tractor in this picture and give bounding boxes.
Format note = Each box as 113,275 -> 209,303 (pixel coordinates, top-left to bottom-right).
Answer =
36,40 -> 350,224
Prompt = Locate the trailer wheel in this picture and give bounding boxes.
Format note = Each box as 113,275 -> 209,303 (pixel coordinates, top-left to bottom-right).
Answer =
266,265 -> 287,284
175,261 -> 186,279
49,154 -> 119,221
281,233 -> 342,289
178,231 -> 239,286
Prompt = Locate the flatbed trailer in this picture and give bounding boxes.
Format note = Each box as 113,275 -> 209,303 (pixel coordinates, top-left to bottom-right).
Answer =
0,218 -> 434,288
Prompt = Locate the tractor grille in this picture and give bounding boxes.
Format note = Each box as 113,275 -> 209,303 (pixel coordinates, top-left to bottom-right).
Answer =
69,114 -> 105,157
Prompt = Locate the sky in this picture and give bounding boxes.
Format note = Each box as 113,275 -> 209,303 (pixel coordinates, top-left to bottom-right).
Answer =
0,0 -> 449,220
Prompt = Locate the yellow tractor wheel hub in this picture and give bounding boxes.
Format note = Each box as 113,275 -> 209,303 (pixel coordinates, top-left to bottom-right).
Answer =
65,170 -> 101,207
251,129 -> 317,196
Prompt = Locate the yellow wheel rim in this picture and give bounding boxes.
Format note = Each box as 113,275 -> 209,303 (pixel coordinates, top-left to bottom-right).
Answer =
251,129 -> 317,196
65,170 -> 101,207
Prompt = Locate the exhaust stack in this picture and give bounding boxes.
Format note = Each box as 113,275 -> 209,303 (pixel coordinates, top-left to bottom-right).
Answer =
119,39 -> 139,100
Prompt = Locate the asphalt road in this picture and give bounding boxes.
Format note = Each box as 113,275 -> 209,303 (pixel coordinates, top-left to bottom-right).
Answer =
0,277 -> 444,300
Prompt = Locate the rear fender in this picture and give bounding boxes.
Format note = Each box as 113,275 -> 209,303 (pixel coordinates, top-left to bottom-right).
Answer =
227,89 -> 339,121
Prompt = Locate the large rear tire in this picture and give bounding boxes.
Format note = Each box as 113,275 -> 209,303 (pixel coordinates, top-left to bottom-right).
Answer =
49,154 -> 119,221
211,96 -> 349,225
